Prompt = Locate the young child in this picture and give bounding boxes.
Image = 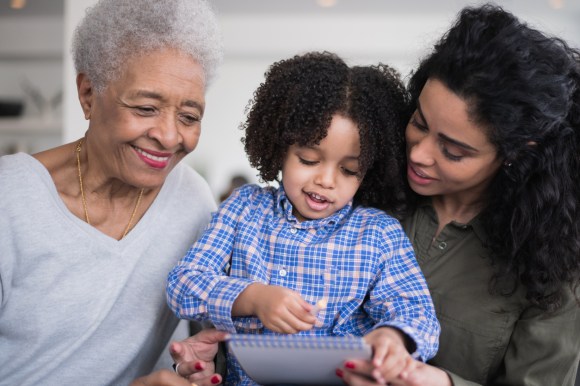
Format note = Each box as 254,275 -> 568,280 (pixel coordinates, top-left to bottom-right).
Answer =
166,51 -> 439,385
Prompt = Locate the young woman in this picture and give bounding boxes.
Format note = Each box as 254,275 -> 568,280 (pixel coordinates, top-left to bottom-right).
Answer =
343,4 -> 580,386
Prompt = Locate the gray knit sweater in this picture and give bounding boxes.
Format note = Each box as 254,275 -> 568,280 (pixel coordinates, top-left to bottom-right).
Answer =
0,153 -> 215,385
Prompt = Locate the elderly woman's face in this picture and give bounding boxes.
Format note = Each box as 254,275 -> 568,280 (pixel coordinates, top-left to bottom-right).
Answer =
82,48 -> 206,189
405,78 -> 502,202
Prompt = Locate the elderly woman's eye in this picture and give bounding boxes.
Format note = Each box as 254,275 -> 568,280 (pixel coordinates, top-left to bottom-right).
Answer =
136,106 -> 156,115
180,114 -> 200,125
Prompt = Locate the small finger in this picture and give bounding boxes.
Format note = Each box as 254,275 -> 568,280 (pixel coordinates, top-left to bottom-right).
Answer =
372,342 -> 389,367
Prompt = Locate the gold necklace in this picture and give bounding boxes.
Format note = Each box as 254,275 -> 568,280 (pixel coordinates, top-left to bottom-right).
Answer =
76,139 -> 144,239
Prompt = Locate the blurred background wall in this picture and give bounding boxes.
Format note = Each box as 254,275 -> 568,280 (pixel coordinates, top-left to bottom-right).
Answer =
1,0 -> 579,200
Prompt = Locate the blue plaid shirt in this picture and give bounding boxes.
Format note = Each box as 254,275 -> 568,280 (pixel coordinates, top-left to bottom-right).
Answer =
166,184 -> 439,385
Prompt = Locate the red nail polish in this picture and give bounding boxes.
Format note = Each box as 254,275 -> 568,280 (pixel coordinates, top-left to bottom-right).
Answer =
335,369 -> 344,378
194,362 -> 203,371
211,375 -> 221,384
345,361 -> 355,369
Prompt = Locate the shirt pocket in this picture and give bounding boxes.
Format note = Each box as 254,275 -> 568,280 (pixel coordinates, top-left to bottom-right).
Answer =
430,291 -> 515,384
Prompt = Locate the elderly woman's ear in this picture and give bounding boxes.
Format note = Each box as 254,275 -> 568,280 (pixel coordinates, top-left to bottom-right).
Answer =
76,73 -> 93,120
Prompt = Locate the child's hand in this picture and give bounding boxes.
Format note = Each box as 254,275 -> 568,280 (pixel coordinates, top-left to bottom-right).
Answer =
362,327 -> 414,383
234,283 -> 317,334
255,285 -> 318,333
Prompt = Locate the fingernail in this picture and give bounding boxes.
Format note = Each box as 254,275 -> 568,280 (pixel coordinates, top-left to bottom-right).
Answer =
335,369 -> 344,378
194,362 -> 204,371
211,375 -> 221,384
345,361 -> 355,369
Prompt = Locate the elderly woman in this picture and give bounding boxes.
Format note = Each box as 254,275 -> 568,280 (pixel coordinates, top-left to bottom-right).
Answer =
0,0 -> 224,385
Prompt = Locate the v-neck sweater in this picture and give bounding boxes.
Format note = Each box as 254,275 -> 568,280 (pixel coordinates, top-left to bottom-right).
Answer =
0,153 -> 216,386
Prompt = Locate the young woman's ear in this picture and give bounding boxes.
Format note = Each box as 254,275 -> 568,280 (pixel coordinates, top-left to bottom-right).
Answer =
76,73 -> 94,120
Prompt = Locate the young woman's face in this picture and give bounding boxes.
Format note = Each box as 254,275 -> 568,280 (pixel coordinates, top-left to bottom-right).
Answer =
405,78 -> 502,202
80,48 -> 206,189
282,114 -> 363,222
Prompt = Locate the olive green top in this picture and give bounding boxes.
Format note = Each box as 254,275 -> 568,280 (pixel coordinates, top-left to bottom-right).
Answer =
401,200 -> 580,385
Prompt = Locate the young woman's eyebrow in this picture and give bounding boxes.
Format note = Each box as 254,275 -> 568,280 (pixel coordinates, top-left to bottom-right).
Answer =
418,99 -> 478,152
438,133 -> 479,152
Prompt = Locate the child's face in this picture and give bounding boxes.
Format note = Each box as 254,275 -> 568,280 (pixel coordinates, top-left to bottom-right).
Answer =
282,114 -> 363,222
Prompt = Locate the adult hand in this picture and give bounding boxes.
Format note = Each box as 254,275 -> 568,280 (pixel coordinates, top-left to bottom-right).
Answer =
397,361 -> 452,386
129,369 -> 193,386
340,358 -> 452,386
170,328 -> 230,385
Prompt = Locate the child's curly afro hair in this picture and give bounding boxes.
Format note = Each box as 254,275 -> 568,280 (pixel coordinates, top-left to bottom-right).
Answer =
241,51 -> 411,213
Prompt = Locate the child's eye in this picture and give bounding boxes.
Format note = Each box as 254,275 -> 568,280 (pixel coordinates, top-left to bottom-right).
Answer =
298,157 -> 317,166
341,167 -> 359,176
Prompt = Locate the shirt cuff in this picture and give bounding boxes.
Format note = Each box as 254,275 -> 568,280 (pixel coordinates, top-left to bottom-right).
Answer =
206,276 -> 254,332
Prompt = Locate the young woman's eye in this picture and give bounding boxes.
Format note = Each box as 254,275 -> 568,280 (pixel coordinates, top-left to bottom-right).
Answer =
410,117 -> 428,132
441,145 -> 464,162
298,157 -> 317,166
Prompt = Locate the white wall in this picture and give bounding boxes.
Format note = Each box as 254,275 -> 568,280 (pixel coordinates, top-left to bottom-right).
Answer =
62,1 -> 580,199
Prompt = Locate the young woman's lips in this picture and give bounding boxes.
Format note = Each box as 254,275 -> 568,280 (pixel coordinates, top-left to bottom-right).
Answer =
407,164 -> 435,185
133,146 -> 172,169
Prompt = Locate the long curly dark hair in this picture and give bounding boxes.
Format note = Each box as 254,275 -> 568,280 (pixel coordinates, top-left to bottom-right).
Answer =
408,4 -> 580,310
242,51 -> 410,214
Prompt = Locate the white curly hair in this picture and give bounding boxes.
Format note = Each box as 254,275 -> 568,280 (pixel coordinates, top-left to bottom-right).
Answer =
72,0 -> 223,93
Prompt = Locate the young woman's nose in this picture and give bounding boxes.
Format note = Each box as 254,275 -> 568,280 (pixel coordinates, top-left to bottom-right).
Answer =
408,135 -> 436,166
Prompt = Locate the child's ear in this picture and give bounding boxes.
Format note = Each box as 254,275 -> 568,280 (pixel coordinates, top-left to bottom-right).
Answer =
76,73 -> 94,120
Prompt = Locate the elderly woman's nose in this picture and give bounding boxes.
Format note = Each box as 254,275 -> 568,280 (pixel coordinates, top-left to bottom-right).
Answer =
148,116 -> 181,148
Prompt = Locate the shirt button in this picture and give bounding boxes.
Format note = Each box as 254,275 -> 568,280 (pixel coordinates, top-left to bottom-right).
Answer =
438,241 -> 447,250
290,228 -> 297,234
279,269 -> 287,277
